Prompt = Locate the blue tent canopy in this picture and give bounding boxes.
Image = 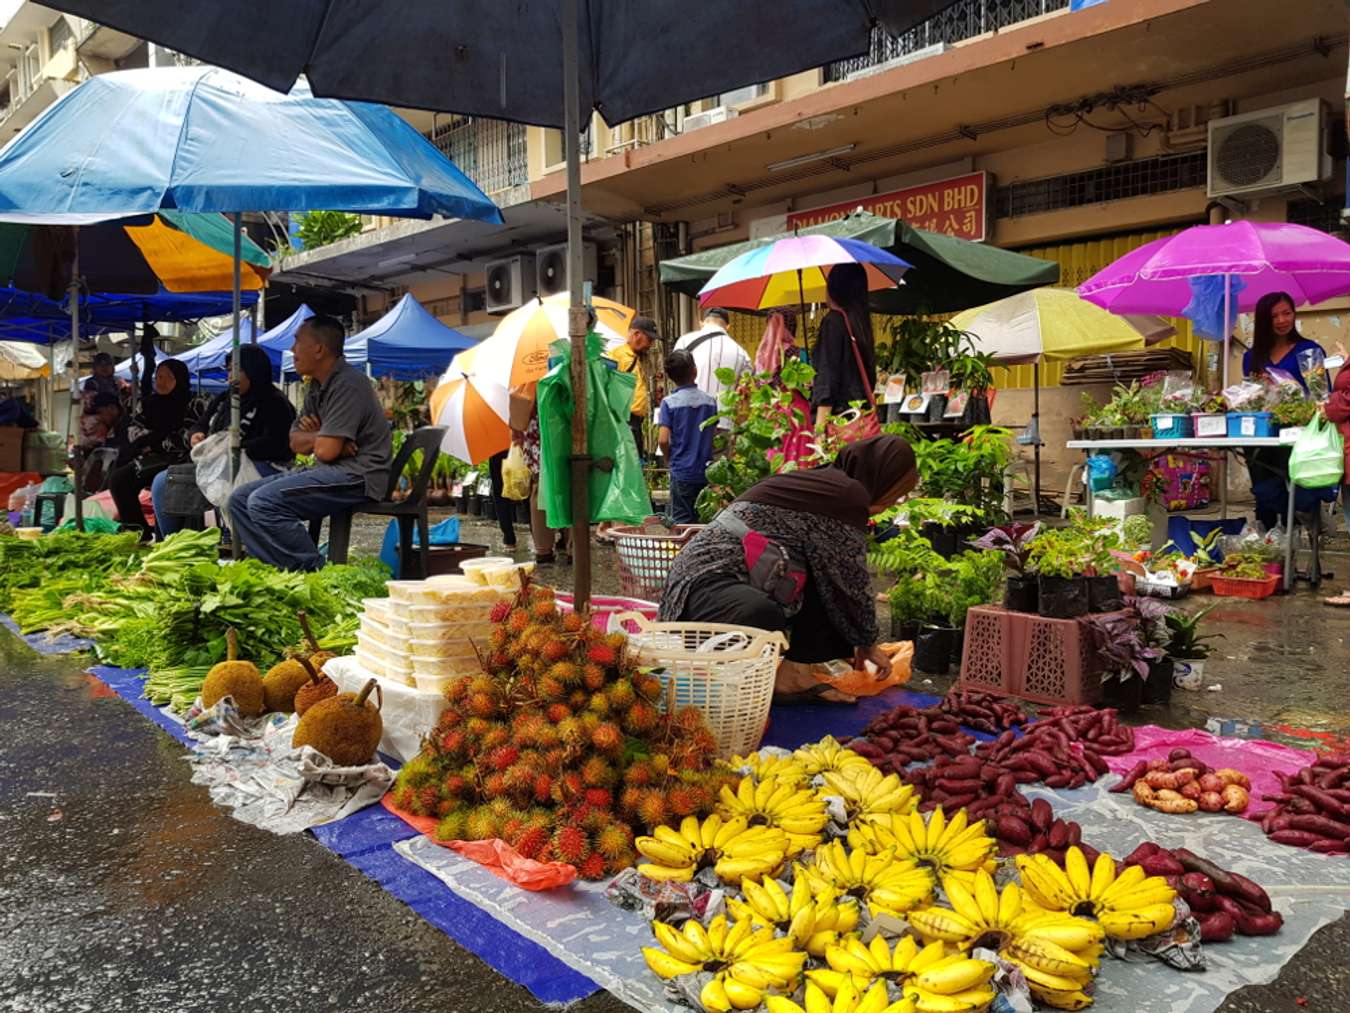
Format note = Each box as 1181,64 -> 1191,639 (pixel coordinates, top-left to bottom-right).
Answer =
188,303 -> 314,376
283,295 -> 475,380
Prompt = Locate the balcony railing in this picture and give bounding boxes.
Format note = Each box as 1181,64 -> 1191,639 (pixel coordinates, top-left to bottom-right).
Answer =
424,117 -> 529,201
824,0 -> 1071,81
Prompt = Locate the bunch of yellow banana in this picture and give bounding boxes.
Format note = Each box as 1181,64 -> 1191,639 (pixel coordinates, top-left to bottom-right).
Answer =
847,807 -> 997,881
1017,848 -> 1178,941
636,814 -> 790,886
718,776 -> 830,854
820,765 -> 918,826
809,936 -> 996,1013
728,751 -> 810,786
797,841 -> 936,916
792,736 -> 873,779
643,914 -> 807,1011
727,875 -> 860,957
766,978 -> 916,1013
908,871 -> 1102,1011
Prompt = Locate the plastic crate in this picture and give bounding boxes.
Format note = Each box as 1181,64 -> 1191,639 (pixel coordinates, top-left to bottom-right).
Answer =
1191,413 -> 1227,439
955,606 -> 1017,694
1227,412 -> 1274,438
1151,413 -> 1193,439
611,524 -> 703,599
1210,574 -> 1280,599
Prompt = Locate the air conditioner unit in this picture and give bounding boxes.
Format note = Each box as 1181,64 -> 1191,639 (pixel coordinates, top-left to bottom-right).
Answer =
535,242 -> 598,297
1208,98 -> 1329,199
484,255 -> 536,314
682,106 -> 735,132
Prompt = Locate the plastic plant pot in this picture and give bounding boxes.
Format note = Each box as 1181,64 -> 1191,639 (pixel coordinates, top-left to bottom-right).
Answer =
1037,575 -> 1089,619
1087,575 -> 1124,613
1003,575 -> 1039,613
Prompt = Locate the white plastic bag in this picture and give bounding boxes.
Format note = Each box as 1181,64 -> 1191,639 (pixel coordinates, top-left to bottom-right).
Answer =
192,431 -> 262,508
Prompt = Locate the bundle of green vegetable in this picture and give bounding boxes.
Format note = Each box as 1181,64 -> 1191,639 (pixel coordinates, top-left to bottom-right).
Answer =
0,529 -> 142,610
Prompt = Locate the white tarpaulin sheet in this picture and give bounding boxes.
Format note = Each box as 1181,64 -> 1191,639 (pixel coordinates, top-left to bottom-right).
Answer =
393,779 -> 1350,1013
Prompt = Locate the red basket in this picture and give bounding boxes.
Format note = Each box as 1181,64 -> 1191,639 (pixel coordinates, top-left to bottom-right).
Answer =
1210,574 -> 1280,599
611,524 -> 703,599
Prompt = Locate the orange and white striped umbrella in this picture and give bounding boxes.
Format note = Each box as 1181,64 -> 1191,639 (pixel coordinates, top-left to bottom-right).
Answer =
448,292 -> 633,387
432,293 -> 636,463
429,374 -> 513,464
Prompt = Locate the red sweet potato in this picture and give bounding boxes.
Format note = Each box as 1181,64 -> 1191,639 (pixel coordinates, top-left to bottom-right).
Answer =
1198,911 -> 1236,942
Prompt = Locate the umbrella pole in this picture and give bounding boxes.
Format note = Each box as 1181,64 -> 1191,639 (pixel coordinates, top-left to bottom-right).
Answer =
69,244 -> 84,533
1033,362 -> 1042,518
563,0 -> 591,610
797,268 -> 808,369
1221,273 -> 1231,389
229,212 -> 242,559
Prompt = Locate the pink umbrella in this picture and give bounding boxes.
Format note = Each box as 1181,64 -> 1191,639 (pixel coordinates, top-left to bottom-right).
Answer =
1078,221 -> 1350,314
1078,221 -> 1350,384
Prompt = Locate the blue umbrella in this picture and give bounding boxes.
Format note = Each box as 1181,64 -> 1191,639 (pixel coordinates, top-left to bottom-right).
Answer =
0,67 -> 503,224
0,65 -> 501,534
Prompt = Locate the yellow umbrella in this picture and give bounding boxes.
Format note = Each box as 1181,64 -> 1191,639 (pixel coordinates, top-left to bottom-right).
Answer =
951,287 -> 1171,515
432,294 -> 635,464
950,287 -> 1165,363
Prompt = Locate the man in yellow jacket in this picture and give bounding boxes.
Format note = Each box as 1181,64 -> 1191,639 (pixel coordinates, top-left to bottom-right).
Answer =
610,315 -> 660,459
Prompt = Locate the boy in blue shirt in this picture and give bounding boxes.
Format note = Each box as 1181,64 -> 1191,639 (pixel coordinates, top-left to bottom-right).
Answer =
657,350 -> 718,524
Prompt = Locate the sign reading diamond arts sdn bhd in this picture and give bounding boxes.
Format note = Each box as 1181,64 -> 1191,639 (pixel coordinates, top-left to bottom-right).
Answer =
785,171 -> 990,242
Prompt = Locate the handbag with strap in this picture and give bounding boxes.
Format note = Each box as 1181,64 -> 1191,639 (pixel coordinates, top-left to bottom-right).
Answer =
825,314 -> 881,445
160,462 -> 214,516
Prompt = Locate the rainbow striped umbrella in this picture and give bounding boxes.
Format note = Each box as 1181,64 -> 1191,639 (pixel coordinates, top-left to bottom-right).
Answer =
697,234 -> 910,310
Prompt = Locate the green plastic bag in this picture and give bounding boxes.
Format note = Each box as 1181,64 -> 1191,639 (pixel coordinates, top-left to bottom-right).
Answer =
538,333 -> 649,528
1289,412 -> 1344,489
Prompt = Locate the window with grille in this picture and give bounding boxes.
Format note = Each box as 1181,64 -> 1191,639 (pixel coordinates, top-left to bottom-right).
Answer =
824,0 -> 1070,82
995,153 -> 1207,218
1287,196 -> 1350,240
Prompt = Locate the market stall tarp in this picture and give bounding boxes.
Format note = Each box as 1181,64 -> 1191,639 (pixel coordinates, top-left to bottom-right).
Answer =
283,294 -> 475,381
191,303 -> 315,376
0,340 -> 50,380
659,211 -> 1060,315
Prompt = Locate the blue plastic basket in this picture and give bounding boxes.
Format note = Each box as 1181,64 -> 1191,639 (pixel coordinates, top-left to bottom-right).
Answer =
1150,413 -> 1193,439
1226,412 -> 1274,438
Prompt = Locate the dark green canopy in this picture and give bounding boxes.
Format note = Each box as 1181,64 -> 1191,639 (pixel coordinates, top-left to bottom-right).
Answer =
657,210 -> 1060,315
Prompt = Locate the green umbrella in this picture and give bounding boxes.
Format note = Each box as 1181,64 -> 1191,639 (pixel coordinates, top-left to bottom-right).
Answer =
658,210 -> 1059,315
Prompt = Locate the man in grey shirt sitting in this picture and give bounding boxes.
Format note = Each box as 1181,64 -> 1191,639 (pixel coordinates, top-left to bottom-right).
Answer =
228,315 -> 391,571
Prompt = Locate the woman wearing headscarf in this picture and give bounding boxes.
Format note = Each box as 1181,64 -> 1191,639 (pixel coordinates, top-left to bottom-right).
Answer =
106,359 -> 193,539
660,435 -> 916,702
151,343 -> 297,538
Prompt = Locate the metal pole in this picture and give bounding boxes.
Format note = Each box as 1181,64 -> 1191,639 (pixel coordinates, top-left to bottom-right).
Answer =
229,212 -> 242,557
69,241 -> 84,532
1033,361 -> 1042,517
563,0 -> 591,610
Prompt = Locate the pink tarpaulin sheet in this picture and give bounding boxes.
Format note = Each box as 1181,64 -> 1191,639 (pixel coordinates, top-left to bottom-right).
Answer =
1102,725 -> 1318,820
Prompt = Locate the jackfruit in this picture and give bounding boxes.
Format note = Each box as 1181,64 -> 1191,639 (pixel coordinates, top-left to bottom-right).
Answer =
292,677 -> 384,766
200,628 -> 263,716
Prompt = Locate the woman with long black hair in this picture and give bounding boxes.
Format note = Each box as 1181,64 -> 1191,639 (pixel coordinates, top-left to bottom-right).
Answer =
106,359 -> 192,539
1243,291 -> 1323,390
1242,291 -> 1326,529
811,263 -> 877,427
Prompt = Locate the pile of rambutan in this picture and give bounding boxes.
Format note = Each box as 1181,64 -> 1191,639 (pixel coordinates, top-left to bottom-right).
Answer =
389,581 -> 733,880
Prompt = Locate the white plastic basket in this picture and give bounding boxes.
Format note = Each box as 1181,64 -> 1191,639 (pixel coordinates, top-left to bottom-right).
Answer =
614,614 -> 786,758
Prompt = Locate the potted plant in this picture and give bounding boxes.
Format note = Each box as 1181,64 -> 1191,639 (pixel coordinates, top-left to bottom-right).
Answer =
892,497 -> 982,558
887,572 -> 931,644
1067,513 -> 1124,612
910,426 -> 1014,530
1027,529 -> 1090,619
949,351 -> 996,428
944,549 -> 1005,666
1164,603 -> 1221,690
1086,609 -> 1165,714
971,522 -> 1042,613
1187,528 -> 1223,591
913,571 -> 956,675
1127,596 -> 1178,704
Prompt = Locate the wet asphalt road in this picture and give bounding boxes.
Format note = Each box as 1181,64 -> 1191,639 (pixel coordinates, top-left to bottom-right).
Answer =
2,520 -> 1350,1012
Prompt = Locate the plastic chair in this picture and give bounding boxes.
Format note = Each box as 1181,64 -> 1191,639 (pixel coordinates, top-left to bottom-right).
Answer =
305,426 -> 447,577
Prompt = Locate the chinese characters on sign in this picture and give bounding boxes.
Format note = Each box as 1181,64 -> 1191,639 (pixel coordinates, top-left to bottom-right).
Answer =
785,172 -> 990,242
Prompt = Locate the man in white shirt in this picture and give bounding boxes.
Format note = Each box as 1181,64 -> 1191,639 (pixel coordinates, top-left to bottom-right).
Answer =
673,307 -> 751,412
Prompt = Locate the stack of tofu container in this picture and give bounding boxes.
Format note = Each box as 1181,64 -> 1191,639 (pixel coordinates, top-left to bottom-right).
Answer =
353,562 -> 538,694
